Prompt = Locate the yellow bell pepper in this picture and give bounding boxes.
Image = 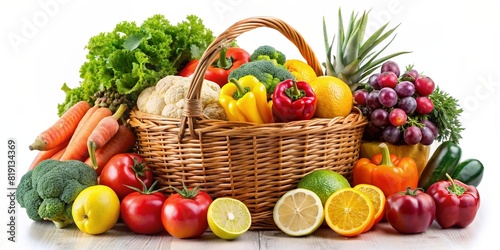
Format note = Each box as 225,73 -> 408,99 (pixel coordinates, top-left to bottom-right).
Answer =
219,75 -> 273,124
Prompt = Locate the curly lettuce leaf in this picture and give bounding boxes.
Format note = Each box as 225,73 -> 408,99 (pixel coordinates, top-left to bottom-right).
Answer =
57,14 -> 214,116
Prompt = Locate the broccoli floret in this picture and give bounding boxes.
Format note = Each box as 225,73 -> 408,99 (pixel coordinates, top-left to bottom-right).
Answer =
16,171 -> 43,221
228,60 -> 295,98
60,180 -> 87,204
250,45 -> 286,65
16,159 -> 98,229
31,159 -> 60,192
36,173 -> 65,199
38,198 -> 73,229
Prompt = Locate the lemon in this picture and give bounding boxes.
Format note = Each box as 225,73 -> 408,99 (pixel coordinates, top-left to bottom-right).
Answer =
297,169 -> 351,205
284,59 -> 317,82
309,76 -> 353,118
273,188 -> 324,236
207,197 -> 251,240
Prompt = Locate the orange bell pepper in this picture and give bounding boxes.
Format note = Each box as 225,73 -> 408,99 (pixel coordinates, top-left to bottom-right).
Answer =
352,143 -> 418,197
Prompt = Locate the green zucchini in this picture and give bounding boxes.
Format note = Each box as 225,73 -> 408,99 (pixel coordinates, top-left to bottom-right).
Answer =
450,159 -> 484,187
418,141 -> 462,191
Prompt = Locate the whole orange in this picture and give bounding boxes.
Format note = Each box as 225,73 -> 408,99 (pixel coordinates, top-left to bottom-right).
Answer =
309,76 -> 353,118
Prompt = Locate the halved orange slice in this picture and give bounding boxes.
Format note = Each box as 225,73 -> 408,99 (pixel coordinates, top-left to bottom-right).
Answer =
354,184 -> 386,232
324,188 -> 375,237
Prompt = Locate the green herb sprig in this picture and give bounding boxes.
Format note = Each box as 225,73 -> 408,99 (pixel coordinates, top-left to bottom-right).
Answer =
428,86 -> 464,143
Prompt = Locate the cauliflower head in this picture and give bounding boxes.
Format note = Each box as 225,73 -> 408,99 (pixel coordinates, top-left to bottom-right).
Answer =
137,75 -> 227,120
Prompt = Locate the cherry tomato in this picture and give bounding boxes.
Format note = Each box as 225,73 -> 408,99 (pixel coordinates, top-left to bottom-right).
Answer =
120,181 -> 167,235
385,187 -> 436,234
99,153 -> 153,200
161,185 -> 213,238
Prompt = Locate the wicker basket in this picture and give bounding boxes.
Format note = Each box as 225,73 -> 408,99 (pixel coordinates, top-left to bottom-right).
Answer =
128,16 -> 367,230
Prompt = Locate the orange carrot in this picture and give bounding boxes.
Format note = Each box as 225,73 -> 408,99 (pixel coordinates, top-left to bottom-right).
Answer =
87,104 -> 128,168
50,147 -> 66,160
84,125 -> 136,175
59,107 -> 112,161
69,105 -> 98,145
28,139 -> 69,170
29,101 -> 91,151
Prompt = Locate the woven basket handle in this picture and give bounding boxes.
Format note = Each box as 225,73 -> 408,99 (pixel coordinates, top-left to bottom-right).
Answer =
179,16 -> 324,139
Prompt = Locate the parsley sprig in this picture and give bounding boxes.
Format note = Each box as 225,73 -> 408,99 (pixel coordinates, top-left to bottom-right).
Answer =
428,86 -> 464,143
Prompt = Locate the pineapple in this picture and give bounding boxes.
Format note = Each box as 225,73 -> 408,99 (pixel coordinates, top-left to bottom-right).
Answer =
323,9 -> 411,91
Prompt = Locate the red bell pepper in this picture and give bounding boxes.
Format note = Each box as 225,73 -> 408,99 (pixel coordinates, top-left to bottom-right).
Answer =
271,79 -> 317,122
178,47 -> 250,88
426,173 -> 480,229
385,187 -> 436,234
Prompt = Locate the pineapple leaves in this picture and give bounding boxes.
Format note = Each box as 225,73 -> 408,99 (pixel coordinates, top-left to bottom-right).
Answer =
359,51 -> 411,81
336,9 -> 346,71
354,11 -> 369,53
356,34 -> 410,79
322,8 -> 411,88
323,17 -> 335,76
358,23 -> 392,59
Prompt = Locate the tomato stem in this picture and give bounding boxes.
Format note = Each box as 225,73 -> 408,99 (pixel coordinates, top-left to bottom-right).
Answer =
170,181 -> 200,199
124,179 -> 167,195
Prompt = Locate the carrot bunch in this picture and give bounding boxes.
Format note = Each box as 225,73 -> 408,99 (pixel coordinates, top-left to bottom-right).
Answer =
28,101 -> 136,174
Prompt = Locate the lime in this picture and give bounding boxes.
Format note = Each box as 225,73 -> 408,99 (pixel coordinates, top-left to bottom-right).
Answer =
207,197 -> 251,240
273,188 -> 324,236
297,169 -> 351,205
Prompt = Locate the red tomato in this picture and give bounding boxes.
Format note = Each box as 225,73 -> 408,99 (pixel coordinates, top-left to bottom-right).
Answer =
121,185 -> 167,234
161,185 -> 213,238
99,153 -> 153,200
385,187 -> 436,234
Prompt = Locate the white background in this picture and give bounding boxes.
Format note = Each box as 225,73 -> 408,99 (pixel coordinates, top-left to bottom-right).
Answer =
1,0 -> 499,248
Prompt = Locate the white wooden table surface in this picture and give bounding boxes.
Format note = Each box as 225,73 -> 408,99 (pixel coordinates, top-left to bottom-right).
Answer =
11,207 -> 492,250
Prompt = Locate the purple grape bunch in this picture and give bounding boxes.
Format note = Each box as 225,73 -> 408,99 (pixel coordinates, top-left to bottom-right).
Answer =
353,61 -> 438,145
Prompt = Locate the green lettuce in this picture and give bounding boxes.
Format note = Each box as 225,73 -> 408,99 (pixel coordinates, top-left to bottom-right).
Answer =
57,14 -> 214,116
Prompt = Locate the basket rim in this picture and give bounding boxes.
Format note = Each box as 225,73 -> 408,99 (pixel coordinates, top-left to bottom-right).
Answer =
129,106 -> 367,134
